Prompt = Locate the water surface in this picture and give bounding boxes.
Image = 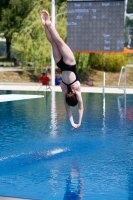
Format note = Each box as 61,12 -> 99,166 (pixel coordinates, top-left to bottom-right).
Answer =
0,91 -> 133,200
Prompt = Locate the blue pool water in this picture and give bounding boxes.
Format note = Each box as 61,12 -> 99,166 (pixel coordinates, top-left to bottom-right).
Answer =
0,90 -> 133,200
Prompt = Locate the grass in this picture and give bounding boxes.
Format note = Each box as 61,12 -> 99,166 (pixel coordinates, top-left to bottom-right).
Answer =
128,54 -> 133,64
81,68 -> 133,88
0,71 -> 39,83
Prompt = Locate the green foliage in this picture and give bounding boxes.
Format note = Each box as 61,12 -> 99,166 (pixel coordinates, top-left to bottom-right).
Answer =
125,17 -> 133,27
89,53 -> 130,72
74,53 -> 90,80
0,0 -> 35,59
56,2 -> 67,41
0,0 -> 10,21
11,0 -> 67,73
0,0 -> 34,40
56,0 -> 67,8
127,0 -> 133,13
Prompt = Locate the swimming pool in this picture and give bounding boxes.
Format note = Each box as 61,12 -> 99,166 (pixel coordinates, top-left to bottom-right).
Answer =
0,90 -> 133,200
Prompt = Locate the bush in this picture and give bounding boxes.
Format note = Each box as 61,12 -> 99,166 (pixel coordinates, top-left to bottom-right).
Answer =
90,53 -> 129,72
74,53 -> 90,80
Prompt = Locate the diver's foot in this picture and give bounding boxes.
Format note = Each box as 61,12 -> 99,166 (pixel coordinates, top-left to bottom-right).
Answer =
40,10 -> 46,26
43,10 -> 51,26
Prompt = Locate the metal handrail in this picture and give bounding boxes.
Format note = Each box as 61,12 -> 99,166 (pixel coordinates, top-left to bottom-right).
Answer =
118,66 -> 126,94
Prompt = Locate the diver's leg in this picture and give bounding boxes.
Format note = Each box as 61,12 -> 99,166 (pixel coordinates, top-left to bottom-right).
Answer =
43,10 -> 76,65
44,26 -> 62,63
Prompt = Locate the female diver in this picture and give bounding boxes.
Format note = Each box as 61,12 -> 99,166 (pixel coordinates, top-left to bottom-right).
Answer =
40,10 -> 83,130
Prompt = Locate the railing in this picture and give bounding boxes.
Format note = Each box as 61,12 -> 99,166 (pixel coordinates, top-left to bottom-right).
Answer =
118,66 -> 126,94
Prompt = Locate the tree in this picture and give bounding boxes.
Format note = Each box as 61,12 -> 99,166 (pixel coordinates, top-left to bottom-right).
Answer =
0,0 -> 10,21
127,0 -> 133,13
126,17 -> 133,27
56,0 -> 67,8
0,0 -> 34,59
11,0 -> 67,72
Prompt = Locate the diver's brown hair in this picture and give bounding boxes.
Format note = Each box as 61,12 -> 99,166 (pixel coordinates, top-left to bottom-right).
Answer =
65,86 -> 78,107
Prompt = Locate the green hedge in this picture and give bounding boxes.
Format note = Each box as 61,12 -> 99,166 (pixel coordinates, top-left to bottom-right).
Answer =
89,53 -> 129,72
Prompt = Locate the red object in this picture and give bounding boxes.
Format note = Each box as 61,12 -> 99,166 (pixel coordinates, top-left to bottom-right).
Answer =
39,76 -> 50,85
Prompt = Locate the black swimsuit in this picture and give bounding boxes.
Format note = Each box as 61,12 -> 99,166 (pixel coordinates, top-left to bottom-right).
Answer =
56,57 -> 80,86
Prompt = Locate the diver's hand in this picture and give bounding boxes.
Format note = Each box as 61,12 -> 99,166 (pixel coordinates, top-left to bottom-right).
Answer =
72,123 -> 80,130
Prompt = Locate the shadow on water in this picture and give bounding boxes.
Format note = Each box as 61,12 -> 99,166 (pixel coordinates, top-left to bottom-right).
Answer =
63,168 -> 83,200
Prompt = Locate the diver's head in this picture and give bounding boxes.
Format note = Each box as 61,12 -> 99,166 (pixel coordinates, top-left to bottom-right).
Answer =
65,92 -> 78,107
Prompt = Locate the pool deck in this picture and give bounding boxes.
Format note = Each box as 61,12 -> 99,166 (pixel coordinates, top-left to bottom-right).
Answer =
0,82 -> 133,94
